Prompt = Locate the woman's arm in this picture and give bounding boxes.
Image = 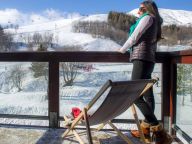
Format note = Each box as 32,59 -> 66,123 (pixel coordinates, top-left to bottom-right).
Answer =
119,15 -> 153,53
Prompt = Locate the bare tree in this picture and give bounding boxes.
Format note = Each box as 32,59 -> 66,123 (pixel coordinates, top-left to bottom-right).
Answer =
33,33 -> 42,45
59,45 -> 82,86
22,34 -> 34,51
22,32 -> 54,51
9,65 -> 26,92
61,62 -> 78,86
41,32 -> 53,48
32,32 -> 53,48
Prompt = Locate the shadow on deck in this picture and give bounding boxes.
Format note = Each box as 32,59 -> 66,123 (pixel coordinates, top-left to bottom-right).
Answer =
0,125 -> 145,144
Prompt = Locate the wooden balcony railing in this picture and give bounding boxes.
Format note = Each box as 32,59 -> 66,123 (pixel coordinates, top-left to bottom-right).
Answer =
0,50 -> 192,142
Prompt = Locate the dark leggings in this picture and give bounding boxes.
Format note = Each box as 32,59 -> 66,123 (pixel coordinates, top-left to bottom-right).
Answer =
131,60 -> 158,125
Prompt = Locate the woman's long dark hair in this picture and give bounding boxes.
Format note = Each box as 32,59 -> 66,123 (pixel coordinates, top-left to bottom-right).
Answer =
141,0 -> 163,42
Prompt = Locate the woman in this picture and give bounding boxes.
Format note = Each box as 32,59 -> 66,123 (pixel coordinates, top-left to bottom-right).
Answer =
118,1 -> 172,143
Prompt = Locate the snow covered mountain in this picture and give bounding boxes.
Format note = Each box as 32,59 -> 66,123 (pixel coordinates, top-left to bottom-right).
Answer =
129,8 -> 192,26
1,8 -> 192,27
1,8 -> 192,51
4,13 -> 118,51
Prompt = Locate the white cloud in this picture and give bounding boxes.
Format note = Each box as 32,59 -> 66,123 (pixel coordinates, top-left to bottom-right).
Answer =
43,9 -> 64,19
0,8 -> 81,26
65,12 -> 81,19
42,9 -> 80,19
0,9 -> 23,25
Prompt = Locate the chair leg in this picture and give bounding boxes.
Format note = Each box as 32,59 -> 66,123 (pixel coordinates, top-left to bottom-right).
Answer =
63,116 -> 85,144
72,130 -> 85,144
83,108 -> 93,144
96,123 -> 106,131
108,121 -> 133,144
131,105 -> 146,144
62,112 -> 84,138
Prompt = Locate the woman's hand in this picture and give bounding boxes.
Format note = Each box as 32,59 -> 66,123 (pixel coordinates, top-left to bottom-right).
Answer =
117,48 -> 125,54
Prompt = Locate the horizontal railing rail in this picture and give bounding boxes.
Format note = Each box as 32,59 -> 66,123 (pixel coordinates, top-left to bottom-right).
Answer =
0,51 -> 170,62
0,114 -> 48,120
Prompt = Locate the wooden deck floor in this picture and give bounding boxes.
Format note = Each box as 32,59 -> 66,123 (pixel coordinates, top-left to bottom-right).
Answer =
0,125 -> 181,144
0,125 -> 145,144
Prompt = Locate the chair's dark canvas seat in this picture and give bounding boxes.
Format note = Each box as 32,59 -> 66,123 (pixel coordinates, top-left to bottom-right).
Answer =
87,79 -> 155,125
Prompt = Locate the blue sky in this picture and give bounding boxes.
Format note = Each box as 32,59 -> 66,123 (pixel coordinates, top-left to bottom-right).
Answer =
0,0 -> 192,14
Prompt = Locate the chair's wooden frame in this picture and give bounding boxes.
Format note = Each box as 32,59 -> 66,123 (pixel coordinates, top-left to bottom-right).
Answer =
62,79 -> 157,144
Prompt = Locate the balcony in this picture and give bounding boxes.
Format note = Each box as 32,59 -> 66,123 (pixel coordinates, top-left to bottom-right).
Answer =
0,50 -> 191,143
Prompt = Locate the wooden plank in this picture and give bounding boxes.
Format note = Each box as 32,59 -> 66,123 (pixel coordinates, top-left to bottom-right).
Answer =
62,112 -> 84,137
162,60 -> 171,132
73,130 -> 85,144
49,61 -> 59,128
0,114 -> 48,120
0,52 -> 130,62
0,51 -> 178,63
170,63 -> 177,135
96,123 -> 106,131
83,108 -> 93,144
63,115 -> 85,144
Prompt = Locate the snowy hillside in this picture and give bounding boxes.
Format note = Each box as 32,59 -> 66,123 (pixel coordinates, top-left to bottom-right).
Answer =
1,8 -> 192,51
4,12 -> 118,51
129,8 -> 192,26
1,8 -> 192,27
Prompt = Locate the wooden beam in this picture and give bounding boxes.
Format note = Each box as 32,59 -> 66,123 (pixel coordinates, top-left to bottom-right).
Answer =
49,61 -> 59,128
162,60 -> 171,132
83,108 -> 93,144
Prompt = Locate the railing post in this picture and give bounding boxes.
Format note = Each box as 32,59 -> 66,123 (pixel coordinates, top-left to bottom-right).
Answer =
162,58 -> 177,134
48,61 -> 59,128
162,59 -> 171,133
170,61 -> 177,135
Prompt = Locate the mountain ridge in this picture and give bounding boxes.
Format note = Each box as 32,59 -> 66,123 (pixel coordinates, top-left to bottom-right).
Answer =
1,8 -> 192,27
2,8 -> 192,52
129,8 -> 192,26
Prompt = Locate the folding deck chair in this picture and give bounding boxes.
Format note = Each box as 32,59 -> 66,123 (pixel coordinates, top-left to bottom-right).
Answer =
62,79 -> 158,144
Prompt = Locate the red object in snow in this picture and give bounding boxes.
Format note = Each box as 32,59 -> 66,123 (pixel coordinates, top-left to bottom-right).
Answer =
72,107 -> 81,118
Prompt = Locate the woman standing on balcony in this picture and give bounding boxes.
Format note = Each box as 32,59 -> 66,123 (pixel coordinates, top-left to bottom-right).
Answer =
118,0 -> 172,143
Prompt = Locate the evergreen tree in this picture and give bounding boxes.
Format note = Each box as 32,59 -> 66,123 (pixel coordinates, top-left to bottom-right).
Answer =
30,44 -> 48,80
108,11 -> 136,32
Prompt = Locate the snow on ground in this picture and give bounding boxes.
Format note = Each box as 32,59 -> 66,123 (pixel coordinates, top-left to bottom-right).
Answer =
0,92 -> 47,115
83,39 -> 120,51
0,63 -> 162,119
157,45 -> 192,52
12,18 -> 75,33
5,14 -> 120,51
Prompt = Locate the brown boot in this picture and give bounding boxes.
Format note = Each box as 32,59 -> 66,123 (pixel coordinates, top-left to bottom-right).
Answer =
150,124 -> 173,144
131,121 -> 150,138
